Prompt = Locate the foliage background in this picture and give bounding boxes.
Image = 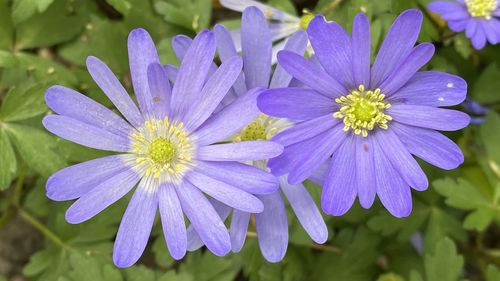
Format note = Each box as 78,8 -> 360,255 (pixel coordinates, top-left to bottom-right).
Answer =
0,0 -> 499,280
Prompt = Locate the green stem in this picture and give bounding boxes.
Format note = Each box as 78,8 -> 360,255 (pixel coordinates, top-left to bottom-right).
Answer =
18,208 -> 72,251
320,0 -> 343,16
246,231 -> 341,253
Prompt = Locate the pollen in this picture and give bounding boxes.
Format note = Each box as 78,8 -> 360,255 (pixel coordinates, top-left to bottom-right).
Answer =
465,0 -> 497,19
299,13 -> 314,30
234,114 -> 290,142
131,118 -> 194,181
333,85 -> 392,137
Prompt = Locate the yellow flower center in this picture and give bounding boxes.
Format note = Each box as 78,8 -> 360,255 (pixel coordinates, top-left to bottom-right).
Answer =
239,121 -> 268,141
299,13 -> 314,30
131,118 -> 194,180
234,115 -> 288,142
465,0 -> 497,19
333,85 -> 392,137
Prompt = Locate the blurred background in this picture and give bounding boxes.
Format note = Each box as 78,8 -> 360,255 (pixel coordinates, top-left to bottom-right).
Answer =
0,0 -> 499,280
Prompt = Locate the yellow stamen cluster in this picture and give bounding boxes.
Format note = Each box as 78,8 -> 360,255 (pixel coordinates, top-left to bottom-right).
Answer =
299,13 -> 314,30
131,118 -> 194,180
465,0 -> 497,19
234,115 -> 286,142
333,85 -> 392,137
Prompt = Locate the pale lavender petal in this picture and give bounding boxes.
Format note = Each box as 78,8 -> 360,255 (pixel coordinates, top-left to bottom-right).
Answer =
352,13 -> 371,87
280,177 -> 327,243
388,104 -> 470,131
308,16 -> 354,88
176,181 -> 231,256
45,86 -> 132,137
321,138 -> 357,216
242,7 -> 272,88
380,43 -> 435,96
46,155 -> 128,201
371,10 -> 423,88
171,31 -> 216,120
276,51 -> 347,98
43,115 -> 130,152
113,179 -> 158,268
270,31 -> 308,89
230,210 -> 250,253
466,19 -> 477,38
355,137 -> 376,208
194,161 -> 279,195
163,65 -> 177,84
269,22 -> 301,43
184,56 -> 243,131
375,129 -> 428,191
470,21 -> 487,49
391,122 -> 464,170
373,141 -> 412,218
128,28 -> 160,115
308,161 -> 328,186
86,56 -> 143,127
258,88 -> 334,120
65,167 -> 140,223
428,1 -> 470,21
390,71 -> 467,106
220,0 -> 299,22
187,171 -> 263,213
194,88 -> 262,146
272,115 -> 339,146
147,63 -> 171,119
448,19 -> 468,32
171,35 -> 191,61
197,141 -> 283,162
158,183 -> 186,260
255,192 -> 288,263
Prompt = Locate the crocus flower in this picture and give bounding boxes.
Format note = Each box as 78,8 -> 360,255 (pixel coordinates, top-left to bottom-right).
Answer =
258,10 -> 471,218
172,7 -> 327,263
219,0 -> 314,61
428,0 -> 500,49
43,28 -> 283,267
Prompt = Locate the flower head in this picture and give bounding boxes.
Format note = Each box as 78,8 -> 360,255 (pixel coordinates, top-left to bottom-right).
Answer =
428,0 -> 500,49
258,10 -> 471,218
43,28 -> 283,267
175,7 -> 327,263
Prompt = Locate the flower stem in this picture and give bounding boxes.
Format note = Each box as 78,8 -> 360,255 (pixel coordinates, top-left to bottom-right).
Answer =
320,0 -> 343,16
246,231 -> 341,253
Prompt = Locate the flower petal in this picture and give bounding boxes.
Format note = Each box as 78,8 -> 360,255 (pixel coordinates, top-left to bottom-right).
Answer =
355,137 -> 377,208
65,167 -> 140,224
46,155 -> 129,201
220,0 -> 299,22
194,161 -> 279,195
194,88 -> 262,146
375,129 -> 428,191
352,13 -> 371,87
258,87 -> 334,120
280,177 -> 327,243
128,28 -> 161,115
197,141 -> 283,162
308,16 -> 354,88
187,171 -> 264,213
371,9 -> 423,88
390,71 -> 467,107
391,122 -> 464,170
230,210 -> 250,253
242,7 -> 272,88
43,115 -> 130,152
86,56 -> 143,127
113,179 -> 158,268
276,51 -> 347,98
272,115 -> 339,146
255,192 -> 288,263
45,85 -> 133,137
176,181 -> 231,256
388,104 -> 470,131
158,183 -> 187,260
147,63 -> 171,119
321,137 -> 357,216
270,30 -> 308,89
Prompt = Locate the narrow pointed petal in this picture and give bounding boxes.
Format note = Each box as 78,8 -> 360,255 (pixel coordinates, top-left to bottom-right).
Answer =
280,177 -> 328,243
158,183 -> 187,260
113,179 -> 158,268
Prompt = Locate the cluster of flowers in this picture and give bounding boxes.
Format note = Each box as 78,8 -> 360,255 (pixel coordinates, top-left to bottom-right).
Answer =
43,0 -> 476,268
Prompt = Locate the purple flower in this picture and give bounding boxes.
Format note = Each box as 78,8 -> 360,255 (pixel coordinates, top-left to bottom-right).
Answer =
428,0 -> 500,49
174,7 -> 327,263
258,10 -> 471,218
43,28 -> 283,267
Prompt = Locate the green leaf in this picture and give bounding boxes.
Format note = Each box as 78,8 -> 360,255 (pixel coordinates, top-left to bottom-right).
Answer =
0,128 -> 17,190
5,123 -> 66,177
158,271 -> 194,281
0,0 -> 14,49
472,63 -> 500,104
154,0 -> 212,32
105,0 -> 132,15
14,0 -> 89,50
480,112 -> 500,168
0,82 -> 48,122
151,231 -> 175,268
11,0 -> 55,24
68,251 -> 123,281
123,265 -> 157,281
424,238 -> 464,281
376,273 -> 405,281
486,264 -> 500,281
